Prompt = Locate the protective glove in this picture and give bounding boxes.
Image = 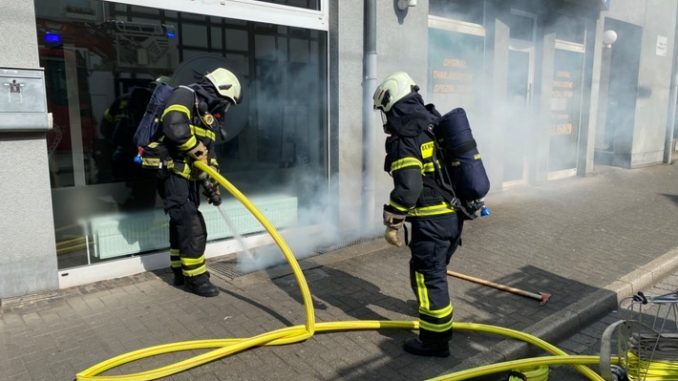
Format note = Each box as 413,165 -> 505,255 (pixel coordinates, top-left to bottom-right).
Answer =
383,207 -> 406,247
383,208 -> 406,229
384,226 -> 403,247
187,141 -> 209,164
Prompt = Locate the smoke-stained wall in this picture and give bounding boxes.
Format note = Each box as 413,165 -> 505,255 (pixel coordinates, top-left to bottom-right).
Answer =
0,1 -> 58,298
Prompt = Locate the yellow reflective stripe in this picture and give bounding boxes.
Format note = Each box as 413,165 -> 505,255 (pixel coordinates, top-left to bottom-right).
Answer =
415,272 -> 430,311
388,200 -> 409,212
419,319 -> 454,332
177,135 -> 198,151
419,303 -> 453,319
161,104 -> 191,121
182,264 -> 207,277
180,256 -> 205,267
391,157 -> 422,172
171,162 -> 191,179
190,124 -> 216,141
473,153 -> 481,160
408,202 -> 455,217
148,141 -> 161,148
171,249 -> 182,268
450,161 -> 461,167
422,162 -> 436,173
420,141 -> 434,159
141,157 -> 161,167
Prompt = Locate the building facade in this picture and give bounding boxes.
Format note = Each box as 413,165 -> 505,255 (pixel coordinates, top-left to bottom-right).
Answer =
0,0 -> 676,298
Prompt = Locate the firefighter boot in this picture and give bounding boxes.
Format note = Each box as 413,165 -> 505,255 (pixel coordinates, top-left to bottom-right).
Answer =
403,338 -> 450,357
185,273 -> 219,297
172,268 -> 185,286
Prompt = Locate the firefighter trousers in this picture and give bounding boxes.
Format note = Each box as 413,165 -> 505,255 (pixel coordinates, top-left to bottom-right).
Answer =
408,213 -> 462,345
157,172 -> 209,279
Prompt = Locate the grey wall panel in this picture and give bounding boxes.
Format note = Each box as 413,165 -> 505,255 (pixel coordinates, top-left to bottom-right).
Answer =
0,1 -> 40,68
631,0 -> 677,166
606,0 -> 646,27
0,135 -> 58,298
373,1 -> 430,216
333,1 -> 431,234
0,1 -> 58,298
334,0 -> 366,231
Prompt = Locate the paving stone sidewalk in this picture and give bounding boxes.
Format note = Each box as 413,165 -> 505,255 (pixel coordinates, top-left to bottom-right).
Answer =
2,164 -> 678,381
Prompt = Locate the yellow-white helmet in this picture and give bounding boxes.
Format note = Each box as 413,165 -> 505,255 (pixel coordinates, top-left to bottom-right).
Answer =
373,72 -> 419,112
204,68 -> 242,104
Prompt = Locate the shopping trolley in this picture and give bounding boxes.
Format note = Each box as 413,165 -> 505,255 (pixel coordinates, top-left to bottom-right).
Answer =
600,290 -> 678,381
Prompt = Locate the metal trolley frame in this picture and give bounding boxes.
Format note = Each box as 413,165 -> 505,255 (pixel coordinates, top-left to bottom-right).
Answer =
600,291 -> 678,381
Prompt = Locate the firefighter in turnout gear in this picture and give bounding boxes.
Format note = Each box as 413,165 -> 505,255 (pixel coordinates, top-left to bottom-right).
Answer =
156,67 -> 241,297
374,72 -> 462,357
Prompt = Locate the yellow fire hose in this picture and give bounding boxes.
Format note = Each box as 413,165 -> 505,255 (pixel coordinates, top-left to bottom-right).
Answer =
76,162 -> 611,381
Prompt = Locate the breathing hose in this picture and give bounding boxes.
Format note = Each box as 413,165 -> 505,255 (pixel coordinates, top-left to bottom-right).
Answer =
76,162 -> 610,381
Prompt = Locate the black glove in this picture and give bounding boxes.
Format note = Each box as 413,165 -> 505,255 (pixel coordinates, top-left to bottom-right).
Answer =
459,199 -> 485,220
200,175 -> 221,206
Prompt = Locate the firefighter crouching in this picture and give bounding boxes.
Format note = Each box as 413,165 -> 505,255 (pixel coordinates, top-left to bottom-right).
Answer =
374,72 -> 463,357
154,68 -> 241,297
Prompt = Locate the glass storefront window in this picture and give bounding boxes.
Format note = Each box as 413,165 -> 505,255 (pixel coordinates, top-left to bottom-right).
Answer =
427,27 -> 485,117
554,16 -> 586,44
36,0 -> 328,269
550,48 -> 584,171
506,12 -> 535,42
429,0 -> 484,25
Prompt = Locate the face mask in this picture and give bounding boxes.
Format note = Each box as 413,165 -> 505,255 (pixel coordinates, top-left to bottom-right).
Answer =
380,111 -> 392,134
380,110 -> 388,125
211,101 -> 231,120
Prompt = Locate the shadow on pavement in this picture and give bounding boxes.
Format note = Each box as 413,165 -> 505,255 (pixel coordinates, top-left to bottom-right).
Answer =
269,266 -> 474,381
660,193 -> 678,207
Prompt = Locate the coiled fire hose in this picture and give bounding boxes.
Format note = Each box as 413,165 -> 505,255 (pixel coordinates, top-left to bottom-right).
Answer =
76,162 -> 612,381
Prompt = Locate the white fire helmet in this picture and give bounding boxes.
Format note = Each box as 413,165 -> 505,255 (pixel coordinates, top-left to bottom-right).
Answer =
204,68 -> 242,105
373,72 -> 419,113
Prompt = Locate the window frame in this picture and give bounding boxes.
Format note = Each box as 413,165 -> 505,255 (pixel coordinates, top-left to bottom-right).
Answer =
105,0 -> 329,31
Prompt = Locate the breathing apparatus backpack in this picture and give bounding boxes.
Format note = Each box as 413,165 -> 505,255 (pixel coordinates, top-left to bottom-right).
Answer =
132,83 -> 195,169
429,107 -> 490,218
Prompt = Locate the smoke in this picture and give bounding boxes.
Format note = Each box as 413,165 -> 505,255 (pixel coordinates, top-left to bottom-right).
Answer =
236,172 -> 381,273
426,0 -> 656,182
232,26 -> 381,273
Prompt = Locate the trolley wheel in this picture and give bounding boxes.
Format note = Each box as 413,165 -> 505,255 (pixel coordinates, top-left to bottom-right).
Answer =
610,365 -> 628,381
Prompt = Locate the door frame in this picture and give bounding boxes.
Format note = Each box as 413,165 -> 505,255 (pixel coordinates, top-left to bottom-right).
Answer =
502,9 -> 537,188
502,43 -> 535,188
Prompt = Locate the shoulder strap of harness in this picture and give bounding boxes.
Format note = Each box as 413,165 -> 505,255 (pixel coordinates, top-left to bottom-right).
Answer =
422,124 -> 476,220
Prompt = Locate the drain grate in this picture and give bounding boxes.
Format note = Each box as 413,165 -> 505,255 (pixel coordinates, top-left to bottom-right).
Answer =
209,259 -> 251,280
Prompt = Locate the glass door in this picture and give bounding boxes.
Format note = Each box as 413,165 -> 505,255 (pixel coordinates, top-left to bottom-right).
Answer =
502,44 -> 534,185
549,41 -> 585,175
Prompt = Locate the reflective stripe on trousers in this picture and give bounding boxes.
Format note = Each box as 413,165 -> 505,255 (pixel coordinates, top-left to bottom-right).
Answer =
409,213 -> 462,344
159,173 -> 209,278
